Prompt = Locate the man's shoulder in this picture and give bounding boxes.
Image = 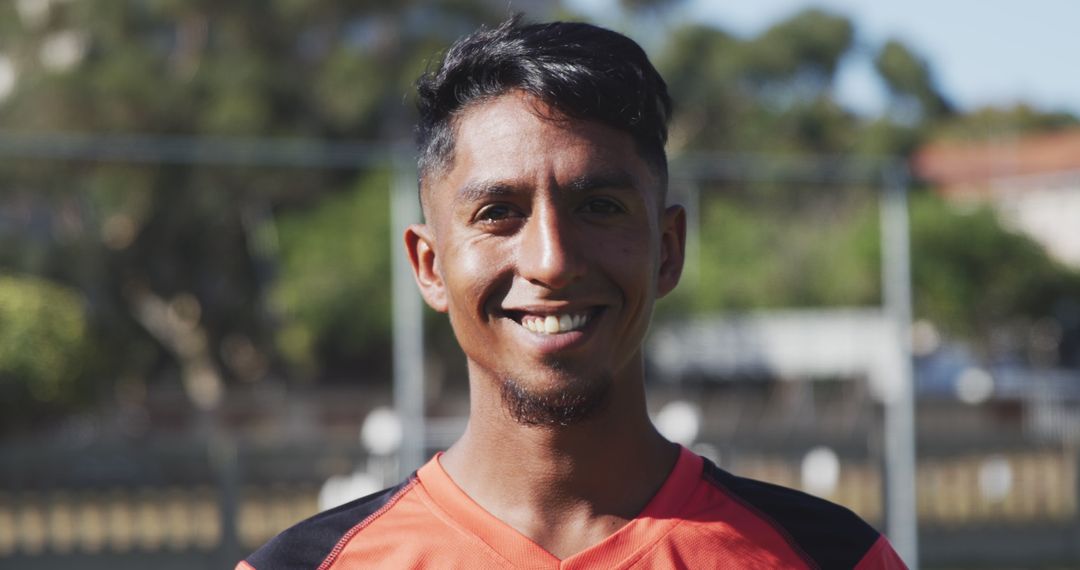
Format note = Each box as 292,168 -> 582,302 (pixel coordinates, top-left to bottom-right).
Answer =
697,457 -> 893,569
239,476 -> 417,570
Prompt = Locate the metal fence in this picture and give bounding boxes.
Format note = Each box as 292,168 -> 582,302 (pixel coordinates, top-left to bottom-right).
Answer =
3,138 -> 1079,568
1,435 -> 1078,569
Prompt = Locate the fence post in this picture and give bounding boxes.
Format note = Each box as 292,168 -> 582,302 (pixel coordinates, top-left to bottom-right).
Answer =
391,151 -> 426,477
212,434 -> 241,567
880,164 -> 919,568
1074,445 -> 1080,564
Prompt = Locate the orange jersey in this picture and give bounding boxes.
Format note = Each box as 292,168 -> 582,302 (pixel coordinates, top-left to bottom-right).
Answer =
240,447 -> 906,569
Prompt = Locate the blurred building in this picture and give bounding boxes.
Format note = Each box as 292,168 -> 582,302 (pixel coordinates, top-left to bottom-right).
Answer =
646,310 -> 1022,442
913,128 -> 1080,268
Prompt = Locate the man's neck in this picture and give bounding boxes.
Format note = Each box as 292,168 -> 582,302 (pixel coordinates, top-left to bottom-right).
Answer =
438,369 -> 679,559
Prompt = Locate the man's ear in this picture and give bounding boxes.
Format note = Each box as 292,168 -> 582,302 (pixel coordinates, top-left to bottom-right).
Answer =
404,224 -> 448,312
657,204 -> 686,298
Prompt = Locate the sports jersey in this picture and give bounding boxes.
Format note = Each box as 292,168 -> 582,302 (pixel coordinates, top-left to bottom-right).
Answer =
239,446 -> 906,569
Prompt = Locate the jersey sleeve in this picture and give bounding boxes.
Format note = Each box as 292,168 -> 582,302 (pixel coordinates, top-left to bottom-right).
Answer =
237,478 -> 416,570
854,535 -> 909,570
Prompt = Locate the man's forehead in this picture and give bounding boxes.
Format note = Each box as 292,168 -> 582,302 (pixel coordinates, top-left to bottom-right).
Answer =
422,93 -> 659,214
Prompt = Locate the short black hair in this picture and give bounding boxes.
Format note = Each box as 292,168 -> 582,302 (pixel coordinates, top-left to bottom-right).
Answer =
415,16 -> 672,192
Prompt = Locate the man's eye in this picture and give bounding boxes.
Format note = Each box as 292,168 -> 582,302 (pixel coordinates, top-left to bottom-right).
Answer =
475,204 -> 519,223
580,198 -> 624,214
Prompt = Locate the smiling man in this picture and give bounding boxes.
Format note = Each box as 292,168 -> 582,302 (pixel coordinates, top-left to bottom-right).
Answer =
239,17 -> 906,570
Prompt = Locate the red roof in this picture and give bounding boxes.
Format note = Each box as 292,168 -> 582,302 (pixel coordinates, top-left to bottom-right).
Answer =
912,129 -> 1080,197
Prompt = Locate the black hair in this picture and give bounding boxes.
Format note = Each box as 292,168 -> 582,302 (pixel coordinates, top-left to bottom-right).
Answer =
415,16 -> 672,192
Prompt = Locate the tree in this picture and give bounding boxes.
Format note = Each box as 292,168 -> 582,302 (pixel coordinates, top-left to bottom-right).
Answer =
743,9 -> 854,89
908,193 -> 1080,344
931,103 -> 1079,141
270,171 -> 393,381
619,0 -> 685,13
874,39 -> 952,122
652,8 -> 1080,363
2,2 -> 1078,430
0,0 -> 511,422
0,275 -> 90,429
658,9 -> 860,154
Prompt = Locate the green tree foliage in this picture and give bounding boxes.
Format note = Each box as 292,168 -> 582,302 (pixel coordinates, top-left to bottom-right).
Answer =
659,188 -> 1080,356
619,0 -> 685,13
0,275 -> 89,426
270,171 -> 392,380
659,9 -> 860,154
654,7 -> 1080,351
909,193 -> 1080,339
656,24 -> 744,150
683,194 -> 879,311
0,0 -> 507,421
745,9 -> 853,87
1,2 -> 1078,426
874,39 -> 952,122
932,103 -> 1079,141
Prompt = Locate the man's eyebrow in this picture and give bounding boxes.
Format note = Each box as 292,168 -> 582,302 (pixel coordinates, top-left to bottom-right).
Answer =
565,170 -> 638,193
454,170 -> 638,204
455,180 -> 517,204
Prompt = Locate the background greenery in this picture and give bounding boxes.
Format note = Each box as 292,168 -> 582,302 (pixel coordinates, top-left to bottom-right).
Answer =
1,0 -> 1078,431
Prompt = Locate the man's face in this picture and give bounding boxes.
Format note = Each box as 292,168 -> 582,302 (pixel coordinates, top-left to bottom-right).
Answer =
406,91 -> 685,425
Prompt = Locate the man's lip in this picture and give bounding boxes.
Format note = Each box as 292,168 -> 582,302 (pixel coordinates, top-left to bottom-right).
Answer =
502,306 -> 606,352
499,305 -> 604,322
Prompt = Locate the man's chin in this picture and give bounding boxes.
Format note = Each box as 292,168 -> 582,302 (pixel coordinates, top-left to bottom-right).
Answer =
498,372 -> 611,428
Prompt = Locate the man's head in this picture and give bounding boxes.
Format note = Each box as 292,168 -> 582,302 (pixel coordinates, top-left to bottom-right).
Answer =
414,16 -> 673,209
406,18 -> 684,427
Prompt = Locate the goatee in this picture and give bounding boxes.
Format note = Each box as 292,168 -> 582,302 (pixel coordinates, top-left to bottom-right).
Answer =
499,372 -> 611,427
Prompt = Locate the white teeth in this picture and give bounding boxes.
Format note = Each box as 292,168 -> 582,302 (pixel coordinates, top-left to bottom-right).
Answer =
544,315 -> 559,333
518,312 -> 591,335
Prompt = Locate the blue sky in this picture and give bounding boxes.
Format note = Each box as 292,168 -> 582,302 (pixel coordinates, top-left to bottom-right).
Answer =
565,0 -> 1080,117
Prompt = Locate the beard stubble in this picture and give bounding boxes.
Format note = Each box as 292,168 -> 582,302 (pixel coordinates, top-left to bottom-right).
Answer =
498,363 -> 612,427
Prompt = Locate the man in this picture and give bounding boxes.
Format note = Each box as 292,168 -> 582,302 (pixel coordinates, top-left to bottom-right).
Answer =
240,17 -> 906,569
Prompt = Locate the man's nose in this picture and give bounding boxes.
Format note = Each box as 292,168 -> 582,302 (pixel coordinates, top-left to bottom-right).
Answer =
518,206 -> 586,290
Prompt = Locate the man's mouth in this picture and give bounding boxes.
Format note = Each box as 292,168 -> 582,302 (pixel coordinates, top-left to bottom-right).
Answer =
503,309 -> 597,335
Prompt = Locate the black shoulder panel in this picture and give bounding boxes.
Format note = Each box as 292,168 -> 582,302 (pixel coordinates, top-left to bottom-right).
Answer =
701,459 -> 880,570
245,476 -> 416,570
